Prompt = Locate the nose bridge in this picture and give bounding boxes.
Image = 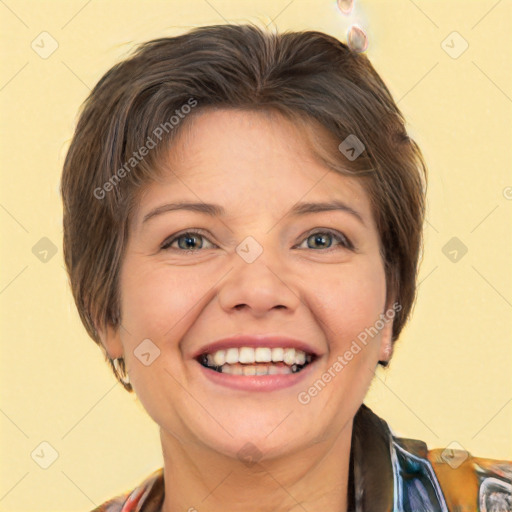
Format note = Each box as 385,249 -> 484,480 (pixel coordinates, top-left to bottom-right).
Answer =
217,236 -> 300,315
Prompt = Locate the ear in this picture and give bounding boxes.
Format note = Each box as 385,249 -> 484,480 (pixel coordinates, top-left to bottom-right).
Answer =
377,297 -> 398,363
95,320 -> 124,360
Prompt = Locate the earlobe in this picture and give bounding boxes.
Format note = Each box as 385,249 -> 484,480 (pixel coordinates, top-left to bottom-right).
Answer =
379,341 -> 393,363
378,298 -> 396,363
95,320 -> 124,360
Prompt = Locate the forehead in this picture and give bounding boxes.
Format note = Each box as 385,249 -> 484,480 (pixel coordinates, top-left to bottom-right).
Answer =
133,108 -> 375,227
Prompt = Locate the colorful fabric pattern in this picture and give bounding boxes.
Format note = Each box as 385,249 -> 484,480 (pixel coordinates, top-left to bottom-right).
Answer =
91,404 -> 512,512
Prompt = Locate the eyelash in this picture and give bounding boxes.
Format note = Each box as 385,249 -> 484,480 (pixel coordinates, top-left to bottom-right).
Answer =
160,228 -> 354,252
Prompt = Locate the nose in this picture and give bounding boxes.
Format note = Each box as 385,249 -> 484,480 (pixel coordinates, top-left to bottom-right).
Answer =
217,250 -> 301,318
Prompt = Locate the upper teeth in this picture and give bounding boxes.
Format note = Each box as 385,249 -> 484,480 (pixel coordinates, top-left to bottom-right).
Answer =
207,347 -> 308,367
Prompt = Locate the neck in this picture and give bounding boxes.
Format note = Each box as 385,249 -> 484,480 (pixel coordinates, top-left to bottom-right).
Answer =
160,420 -> 353,512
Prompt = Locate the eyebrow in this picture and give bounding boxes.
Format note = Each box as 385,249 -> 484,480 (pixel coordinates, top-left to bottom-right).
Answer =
142,202 -> 224,223
142,200 -> 366,226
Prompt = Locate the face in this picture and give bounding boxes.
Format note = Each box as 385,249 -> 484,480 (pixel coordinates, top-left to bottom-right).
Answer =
99,109 -> 394,461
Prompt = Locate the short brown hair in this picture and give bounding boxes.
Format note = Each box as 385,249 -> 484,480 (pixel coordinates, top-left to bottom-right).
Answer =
61,23 -> 427,391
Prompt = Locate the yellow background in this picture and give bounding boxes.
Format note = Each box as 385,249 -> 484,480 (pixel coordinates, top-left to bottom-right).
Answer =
1,0 -> 511,510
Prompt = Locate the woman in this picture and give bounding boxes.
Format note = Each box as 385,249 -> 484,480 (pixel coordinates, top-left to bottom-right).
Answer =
60,23 -> 511,512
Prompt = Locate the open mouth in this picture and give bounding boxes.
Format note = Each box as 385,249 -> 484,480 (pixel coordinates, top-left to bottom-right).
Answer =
196,347 -> 317,376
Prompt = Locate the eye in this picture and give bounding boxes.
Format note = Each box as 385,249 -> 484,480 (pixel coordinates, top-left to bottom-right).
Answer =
160,230 -> 216,251
295,229 -> 354,251
160,228 -> 354,253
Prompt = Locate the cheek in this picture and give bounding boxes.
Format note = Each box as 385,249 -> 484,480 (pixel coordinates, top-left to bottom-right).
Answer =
312,259 -> 387,346
119,260 -> 206,338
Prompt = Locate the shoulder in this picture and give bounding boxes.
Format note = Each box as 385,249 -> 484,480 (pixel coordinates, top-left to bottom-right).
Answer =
427,446 -> 512,511
391,436 -> 512,511
90,468 -> 164,512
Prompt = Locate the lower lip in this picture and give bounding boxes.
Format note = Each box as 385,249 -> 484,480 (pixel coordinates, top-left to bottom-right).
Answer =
195,359 -> 317,392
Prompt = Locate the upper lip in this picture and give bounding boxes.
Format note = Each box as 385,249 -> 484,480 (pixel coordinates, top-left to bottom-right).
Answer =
192,335 -> 321,359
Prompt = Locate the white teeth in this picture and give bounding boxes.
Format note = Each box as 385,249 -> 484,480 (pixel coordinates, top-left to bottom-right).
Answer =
202,346 -> 312,373
271,347 -> 284,362
295,351 -> 306,365
221,364 -> 295,376
255,347 -> 272,362
239,347 -> 255,364
222,364 -> 243,375
232,365 -> 243,375
283,348 -> 296,365
243,365 -> 257,376
213,350 -> 226,366
225,347 -> 239,364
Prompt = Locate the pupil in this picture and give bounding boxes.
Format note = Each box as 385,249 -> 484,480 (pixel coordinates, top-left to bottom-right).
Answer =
180,234 -> 200,250
311,233 -> 330,249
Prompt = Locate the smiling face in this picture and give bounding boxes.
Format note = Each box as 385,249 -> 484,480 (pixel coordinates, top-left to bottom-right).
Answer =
98,108 -> 394,461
